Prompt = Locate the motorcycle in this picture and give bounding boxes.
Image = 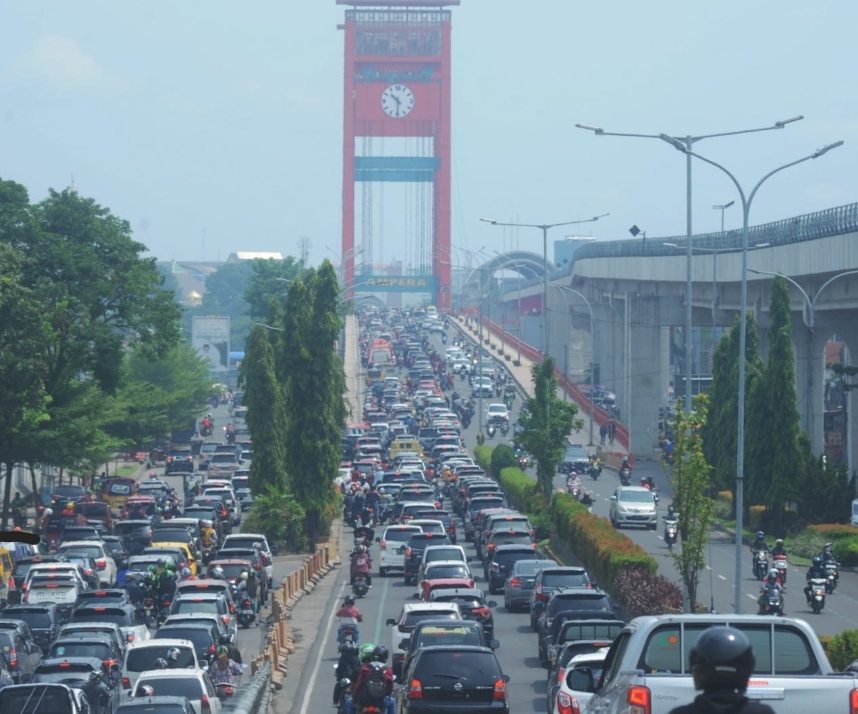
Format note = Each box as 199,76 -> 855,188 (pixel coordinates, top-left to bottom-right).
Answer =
664,519 -> 678,551
215,682 -> 237,703
824,561 -> 839,594
360,507 -> 376,527
753,549 -> 769,581
500,421 -> 509,436
352,574 -> 369,598
619,467 -> 631,486
773,556 -> 788,585
141,597 -> 158,629
158,592 -> 173,625
518,456 -> 529,470
809,577 -> 827,614
589,464 -> 601,481
760,586 -> 784,616
486,424 -> 496,440
333,673 -> 352,714
237,596 -> 255,628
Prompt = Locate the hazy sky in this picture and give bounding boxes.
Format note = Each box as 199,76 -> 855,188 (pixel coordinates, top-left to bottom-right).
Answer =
1,1 -> 856,268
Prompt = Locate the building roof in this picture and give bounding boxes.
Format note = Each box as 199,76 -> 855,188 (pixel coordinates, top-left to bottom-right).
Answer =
227,252 -> 283,262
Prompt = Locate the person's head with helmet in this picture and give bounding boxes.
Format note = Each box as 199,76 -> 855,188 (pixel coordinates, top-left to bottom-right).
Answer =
371,645 -> 389,664
812,555 -> 822,568
153,658 -> 168,670
756,531 -> 765,541
215,646 -> 231,668
359,643 -> 375,664
180,567 -> 191,579
767,568 -> 779,584
344,594 -> 356,607
357,545 -> 367,554
166,648 -> 181,665
340,641 -> 359,658
621,456 -> 629,464
675,626 -> 774,714
211,566 -> 225,580
240,571 -> 249,581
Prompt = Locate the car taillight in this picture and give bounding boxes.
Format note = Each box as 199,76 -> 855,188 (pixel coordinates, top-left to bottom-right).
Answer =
8,648 -> 16,668
628,684 -> 651,714
509,577 -> 521,587
380,540 -> 387,548
144,598 -> 154,607
95,559 -> 107,568
586,582 -> 592,588
851,688 -> 858,714
406,548 -> 412,557
557,691 -> 580,714
557,667 -> 566,684
200,693 -> 212,714
121,676 -> 131,689
488,544 -> 496,551
222,615 -> 230,625
209,644 -> 216,655
492,678 -> 507,701
408,679 -> 423,699
471,607 -> 490,618
229,602 -> 235,614
126,632 -> 135,642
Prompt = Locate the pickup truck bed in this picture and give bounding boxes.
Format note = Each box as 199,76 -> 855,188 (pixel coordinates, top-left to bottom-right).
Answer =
585,614 -> 858,714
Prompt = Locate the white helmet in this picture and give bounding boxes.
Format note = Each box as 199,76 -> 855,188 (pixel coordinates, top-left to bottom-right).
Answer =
43,508 -> 53,517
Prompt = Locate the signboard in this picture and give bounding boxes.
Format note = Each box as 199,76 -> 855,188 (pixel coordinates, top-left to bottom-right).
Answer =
192,316 -> 230,374
353,274 -> 439,293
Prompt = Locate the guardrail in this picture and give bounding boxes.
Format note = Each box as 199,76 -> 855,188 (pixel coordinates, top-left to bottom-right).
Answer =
246,536 -> 340,691
223,660 -> 272,714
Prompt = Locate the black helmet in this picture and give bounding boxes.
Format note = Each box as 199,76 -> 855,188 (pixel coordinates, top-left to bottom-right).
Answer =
371,644 -> 389,663
689,626 -> 754,692
344,594 -> 356,606
153,658 -> 168,670
812,556 -> 822,566
340,642 -> 359,656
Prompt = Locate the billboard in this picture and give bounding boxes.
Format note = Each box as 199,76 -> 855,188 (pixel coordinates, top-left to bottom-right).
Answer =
352,274 -> 439,293
192,316 -> 230,374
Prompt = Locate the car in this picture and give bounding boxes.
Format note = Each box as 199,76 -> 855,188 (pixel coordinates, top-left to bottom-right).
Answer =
127,554 -> 179,576
151,527 -> 201,563
73,502 -> 115,534
114,521 -> 153,555
402,532 -> 452,585
482,529 -> 536,566
212,549 -> 267,599
169,593 -> 236,643
33,656 -> 123,714
201,488 -> 241,526
163,613 -> 232,649
504,558 -> 558,612
0,651 -> 15,689
165,450 -> 195,475
173,580 -> 236,613
62,555 -> 101,590
559,445 -> 590,475
377,525 -> 422,577
529,567 -> 593,631
47,634 -> 123,670
58,526 -> 103,545
3,604 -> 63,654
486,403 -> 510,423
67,603 -> 150,646
121,638 -> 200,691
58,622 -> 127,658
485,545 -> 543,594
101,537 -> 130,571
152,623 -> 226,669
115,696 -> 197,714
132,669 -> 222,714
0,627 -> 42,683
8,556 -> 69,606
57,541 -> 118,587
74,588 -> 130,608
144,544 -> 198,576
412,509 -> 457,543
203,559 -> 255,589
220,534 -> 274,588
545,616 -> 624,669
551,648 -> 610,714
385,602 -> 463,679
609,486 -> 658,530
23,576 -> 83,615
198,442 -> 220,472
427,587 -> 499,640
400,619 -> 495,680
51,485 -> 88,509
536,590 -> 615,662
418,561 -> 473,593
417,544 -> 468,582
397,646 -> 510,714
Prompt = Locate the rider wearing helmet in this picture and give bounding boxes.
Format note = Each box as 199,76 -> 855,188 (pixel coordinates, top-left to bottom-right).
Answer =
336,594 -> 364,644
358,643 -> 375,664
752,531 -> 768,555
804,556 -> 827,605
209,645 -> 243,685
757,568 -> 784,614
350,544 -> 372,588
666,626 -> 775,714
348,644 -> 395,714
210,566 -> 226,580
153,658 -> 168,670
166,647 -> 182,668
822,542 -> 836,564
580,490 -> 594,507
772,538 -> 787,557
334,641 -> 362,705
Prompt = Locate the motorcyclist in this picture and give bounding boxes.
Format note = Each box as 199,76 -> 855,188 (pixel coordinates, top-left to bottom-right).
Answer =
245,568 -> 260,620
62,501 -> 76,516
201,520 -> 217,550
757,568 -> 784,614
179,567 -> 194,582
209,646 -> 243,685
804,556 -> 827,605
666,626 -> 776,714
771,539 -> 787,558
666,503 -> 678,520
166,647 -> 182,668
123,571 -> 144,607
566,471 -> 581,489
130,503 -> 147,521
821,542 -> 836,564
334,641 -> 362,705
153,658 -> 168,670
350,545 -> 372,588
348,645 -> 395,714
337,594 -> 363,644
751,531 -> 768,556
210,565 -> 226,580
640,474 -> 656,490
580,491 -> 594,507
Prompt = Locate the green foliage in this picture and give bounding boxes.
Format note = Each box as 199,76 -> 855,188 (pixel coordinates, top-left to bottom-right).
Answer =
244,257 -> 305,320
517,357 -> 583,501
497,466 -> 542,514
826,629 -> 858,671
789,529 -> 826,559
807,524 -> 858,539
241,485 -> 307,553
669,395 -> 715,611
797,433 -> 857,525
473,446 -> 492,471
490,444 -> 517,479
186,261 -> 255,350
832,537 -> 858,567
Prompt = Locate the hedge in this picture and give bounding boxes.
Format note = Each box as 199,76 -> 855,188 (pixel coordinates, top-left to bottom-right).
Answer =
473,445 -> 492,472
833,537 -> 858,568
808,524 -> 858,540
827,629 -> 858,671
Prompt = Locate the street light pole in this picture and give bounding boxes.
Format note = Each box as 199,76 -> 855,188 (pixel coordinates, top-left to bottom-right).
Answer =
712,201 -> 735,369
664,137 -> 844,614
576,117 -> 804,413
748,268 -> 858,443
555,285 -> 596,446
481,214 -> 608,362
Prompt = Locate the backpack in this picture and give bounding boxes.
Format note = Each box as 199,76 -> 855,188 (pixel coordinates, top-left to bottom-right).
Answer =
362,662 -> 388,705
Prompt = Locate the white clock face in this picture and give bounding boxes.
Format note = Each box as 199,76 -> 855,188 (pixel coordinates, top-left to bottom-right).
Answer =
381,84 -> 415,118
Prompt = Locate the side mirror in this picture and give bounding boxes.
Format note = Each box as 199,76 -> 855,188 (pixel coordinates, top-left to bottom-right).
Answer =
375,537 -> 381,543
487,600 -> 497,608
488,639 -> 500,649
386,618 -> 396,627
111,669 -> 123,681
567,667 -> 594,692
412,593 -> 421,600
610,495 -> 617,501
502,674 -> 510,684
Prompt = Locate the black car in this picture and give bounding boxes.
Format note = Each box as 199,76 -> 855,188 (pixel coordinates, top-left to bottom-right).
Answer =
101,537 -> 129,570
115,696 -> 197,714
401,619 -> 493,680
485,545 -> 542,594
3,605 -> 63,655
8,556 -> 68,606
529,567 -> 592,631
427,588 -> 499,640
402,532 -> 452,585
0,628 -> 42,683
536,590 -> 614,661
33,656 -> 122,714
47,635 -> 124,668
559,445 -> 590,475
58,526 -> 102,545
398,646 -> 510,714
51,486 -> 88,508
165,450 -> 194,475
114,521 -> 153,555
152,623 -> 225,667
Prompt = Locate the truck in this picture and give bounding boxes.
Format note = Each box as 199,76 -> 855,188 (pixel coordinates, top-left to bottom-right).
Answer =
0,683 -> 90,714
583,614 -> 858,714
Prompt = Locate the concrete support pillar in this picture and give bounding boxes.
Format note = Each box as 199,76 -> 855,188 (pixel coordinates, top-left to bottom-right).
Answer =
792,314 -> 830,456
596,299 -> 624,409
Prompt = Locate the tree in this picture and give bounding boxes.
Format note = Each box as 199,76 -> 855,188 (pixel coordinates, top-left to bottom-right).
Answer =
239,324 -> 288,495
244,257 -> 305,319
281,262 -> 347,544
796,432 -> 857,524
516,358 -> 582,502
187,261 -> 256,349
669,395 -> 714,612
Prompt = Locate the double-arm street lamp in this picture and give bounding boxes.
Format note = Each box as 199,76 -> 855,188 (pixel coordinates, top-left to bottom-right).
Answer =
576,117 -> 804,413
480,215 -> 608,359
663,137 -> 844,614
748,268 -> 858,442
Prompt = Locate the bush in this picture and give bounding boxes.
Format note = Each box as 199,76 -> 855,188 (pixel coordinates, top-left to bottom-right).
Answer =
827,629 -> 858,671
713,499 -> 732,520
833,537 -> 858,568
473,445 -> 493,472
808,524 -> 858,540
748,505 -> 765,531
490,444 -> 518,479
242,486 -> 308,552
818,635 -> 833,654
718,491 -> 733,503
613,566 -> 683,620
498,466 -> 541,513
790,529 -> 826,559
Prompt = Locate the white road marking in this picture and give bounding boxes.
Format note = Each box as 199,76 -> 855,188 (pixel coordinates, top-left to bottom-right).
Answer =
718,575 -> 727,581
298,580 -> 346,714
746,594 -> 758,600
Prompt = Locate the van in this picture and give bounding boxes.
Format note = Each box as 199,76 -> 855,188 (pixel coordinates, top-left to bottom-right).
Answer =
390,439 -> 423,460
73,501 -> 115,533
100,478 -> 137,513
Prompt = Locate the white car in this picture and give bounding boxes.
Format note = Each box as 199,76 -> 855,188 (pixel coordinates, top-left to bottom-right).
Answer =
552,649 -> 609,714
417,545 -> 468,582
58,540 -> 118,586
378,525 -> 422,577
122,638 -> 201,691
24,563 -> 88,592
221,533 -> 274,588
132,668 -> 223,714
202,487 -> 241,525
385,602 -> 463,678
486,403 -> 509,422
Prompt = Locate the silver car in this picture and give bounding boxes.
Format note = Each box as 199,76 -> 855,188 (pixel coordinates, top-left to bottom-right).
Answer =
503,558 -> 557,612
609,486 -> 657,530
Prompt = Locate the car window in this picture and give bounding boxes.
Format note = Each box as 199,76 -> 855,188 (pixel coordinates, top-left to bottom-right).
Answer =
126,645 -> 196,671
136,677 -> 203,698
154,628 -> 213,653
414,627 -> 481,649
415,651 -> 500,680
383,529 -> 419,543
174,600 -> 220,615
551,594 -> 612,613
542,571 -> 589,588
70,609 -> 132,626
402,611 -> 457,629
49,641 -> 112,659
424,565 -> 469,579
9,610 -> 52,628
618,490 -> 656,504
513,561 -> 547,575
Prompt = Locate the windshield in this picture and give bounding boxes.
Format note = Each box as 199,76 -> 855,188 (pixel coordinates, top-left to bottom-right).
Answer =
35,666 -> 96,683
154,629 -> 211,652
59,545 -> 102,559
49,641 -> 111,659
223,538 -> 263,551
153,531 -> 191,543
211,454 -> 236,464
513,560 -> 547,575
208,563 -> 250,578
115,524 -> 151,537
424,565 -> 469,579
9,610 -> 51,628
126,646 -> 196,672
620,490 -> 656,503
69,610 -> 131,626
403,611 -> 457,629
135,677 -> 203,699
173,600 -> 219,615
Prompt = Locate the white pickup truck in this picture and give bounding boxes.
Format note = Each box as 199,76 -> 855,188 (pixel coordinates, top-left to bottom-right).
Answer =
584,614 -> 858,714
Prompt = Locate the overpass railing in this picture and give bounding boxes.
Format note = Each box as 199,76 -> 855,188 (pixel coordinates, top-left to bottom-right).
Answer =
573,202 -> 858,260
